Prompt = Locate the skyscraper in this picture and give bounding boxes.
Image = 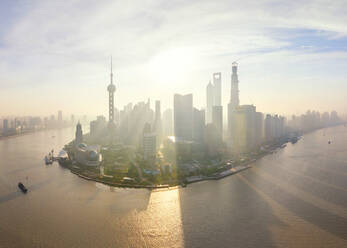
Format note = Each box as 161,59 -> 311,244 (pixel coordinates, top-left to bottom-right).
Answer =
107,57 -> 116,123
213,72 -> 222,106
255,112 -> 264,146
228,62 -> 240,145
230,62 -> 239,109
143,123 -> 157,161
154,100 -> 162,147
206,72 -> 222,124
212,105 -> 223,140
163,109 -> 173,137
3,119 -> 8,131
75,122 -> 83,145
206,81 -> 214,123
155,100 -> 161,121
231,105 -> 256,153
193,108 -> 205,143
71,114 -> 75,125
264,114 -> 273,142
58,110 -> 63,128
174,94 -> 193,141
58,111 -> 62,122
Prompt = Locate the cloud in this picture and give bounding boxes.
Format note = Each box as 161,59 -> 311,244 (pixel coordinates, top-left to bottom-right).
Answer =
0,0 -> 346,115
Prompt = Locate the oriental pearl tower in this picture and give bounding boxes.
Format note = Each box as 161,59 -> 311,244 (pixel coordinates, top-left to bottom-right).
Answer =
107,57 -> 116,124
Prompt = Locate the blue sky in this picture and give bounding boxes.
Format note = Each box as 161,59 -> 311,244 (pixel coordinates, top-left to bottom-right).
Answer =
0,0 -> 346,117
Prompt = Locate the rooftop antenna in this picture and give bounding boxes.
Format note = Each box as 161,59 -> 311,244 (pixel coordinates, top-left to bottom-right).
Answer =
110,55 -> 113,85
233,53 -> 255,64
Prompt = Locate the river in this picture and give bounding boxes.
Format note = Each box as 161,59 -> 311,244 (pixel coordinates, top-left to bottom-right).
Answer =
0,126 -> 346,247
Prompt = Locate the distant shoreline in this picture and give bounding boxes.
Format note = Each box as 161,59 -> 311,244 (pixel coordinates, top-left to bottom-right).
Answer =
0,126 -> 73,140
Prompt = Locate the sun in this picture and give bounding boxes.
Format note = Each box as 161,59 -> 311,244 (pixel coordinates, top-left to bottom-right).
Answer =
146,47 -> 196,85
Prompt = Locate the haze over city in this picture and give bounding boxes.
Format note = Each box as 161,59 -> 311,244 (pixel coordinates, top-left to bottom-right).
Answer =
1,0 -> 347,117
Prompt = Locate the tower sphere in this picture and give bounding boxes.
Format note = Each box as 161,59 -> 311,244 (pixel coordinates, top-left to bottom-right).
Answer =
107,83 -> 116,93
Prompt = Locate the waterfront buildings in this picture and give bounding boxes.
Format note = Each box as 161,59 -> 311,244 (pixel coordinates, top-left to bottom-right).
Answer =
58,111 -> 63,128
116,99 -> 155,146
287,110 -> 342,133
74,143 -> 102,167
264,114 -> 273,142
255,112 -> 264,147
3,119 -> 8,132
231,105 -> 256,153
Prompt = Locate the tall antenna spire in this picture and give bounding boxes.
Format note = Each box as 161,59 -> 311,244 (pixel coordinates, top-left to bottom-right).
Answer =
110,55 -> 113,85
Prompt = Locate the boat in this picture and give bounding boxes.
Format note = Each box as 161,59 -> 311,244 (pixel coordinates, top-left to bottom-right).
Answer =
18,182 -> 28,193
45,156 -> 51,165
57,150 -> 70,166
290,137 -> 298,144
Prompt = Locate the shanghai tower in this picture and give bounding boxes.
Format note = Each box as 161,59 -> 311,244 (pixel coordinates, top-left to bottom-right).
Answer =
228,62 -> 240,146
230,62 -> 239,109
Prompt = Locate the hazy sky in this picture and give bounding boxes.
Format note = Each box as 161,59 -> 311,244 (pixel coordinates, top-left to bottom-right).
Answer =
0,0 -> 347,118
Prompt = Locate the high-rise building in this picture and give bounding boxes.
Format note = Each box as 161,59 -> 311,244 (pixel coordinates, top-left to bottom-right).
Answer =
230,62 -> 239,109
154,100 -> 162,147
213,72 -> 222,106
255,112 -> 264,146
212,106 -> 223,138
193,108 -> 205,143
90,116 -> 107,137
206,81 -> 214,123
107,57 -> 116,123
75,122 -> 83,145
264,114 -> 273,142
231,105 -> 256,153
143,123 -> 156,161
174,94 -> 193,141
321,112 -> 330,127
330,111 -> 339,124
228,62 -> 240,145
163,109 -> 173,137
3,119 -> 8,130
273,115 -> 280,138
155,100 -> 161,122
206,72 -> 222,124
71,114 -> 75,125
3,119 -> 8,132
58,110 -> 62,122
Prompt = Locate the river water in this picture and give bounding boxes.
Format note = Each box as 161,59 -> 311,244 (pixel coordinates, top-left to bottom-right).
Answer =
0,126 -> 347,247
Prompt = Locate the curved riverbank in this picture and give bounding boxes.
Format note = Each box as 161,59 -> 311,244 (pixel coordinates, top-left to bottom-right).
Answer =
67,161 -> 254,189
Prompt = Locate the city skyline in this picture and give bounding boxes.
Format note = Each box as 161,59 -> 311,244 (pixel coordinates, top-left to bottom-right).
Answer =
0,0 -> 347,117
